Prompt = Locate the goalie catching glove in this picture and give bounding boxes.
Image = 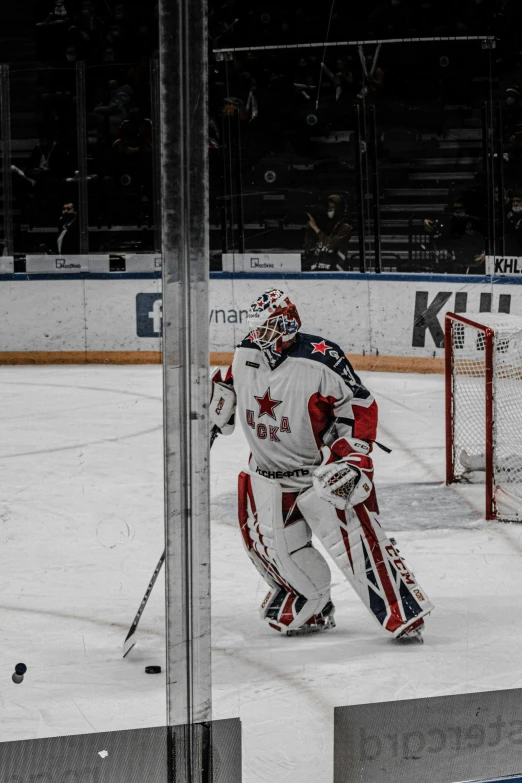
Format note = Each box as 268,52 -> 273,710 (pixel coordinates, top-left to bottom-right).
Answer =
313,437 -> 374,510
209,369 -> 236,436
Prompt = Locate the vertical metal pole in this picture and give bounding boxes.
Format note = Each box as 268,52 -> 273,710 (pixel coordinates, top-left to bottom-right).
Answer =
159,0 -> 211,779
0,64 -> 14,256
151,55 -> 162,254
481,101 -> 493,257
353,104 -> 367,273
220,113 -> 230,254
408,214 -> 414,268
75,62 -> 89,254
496,101 -> 506,257
235,109 -> 245,253
369,106 -> 382,273
484,327 -> 495,520
445,314 -> 455,485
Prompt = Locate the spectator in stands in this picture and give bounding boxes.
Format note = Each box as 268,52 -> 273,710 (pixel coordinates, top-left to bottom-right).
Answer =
73,1 -> 106,46
423,198 -> 485,273
56,202 -> 80,254
302,194 -> 353,271
80,117 -> 117,226
358,54 -> 385,103
26,133 -> 69,183
112,104 -> 152,161
504,191 -> 522,256
37,0 -> 69,27
36,0 -> 73,64
112,105 -> 153,221
93,77 -> 134,138
22,133 -> 69,226
320,57 -> 356,104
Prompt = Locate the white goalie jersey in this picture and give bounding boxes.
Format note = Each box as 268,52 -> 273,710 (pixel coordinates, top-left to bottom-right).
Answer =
229,332 -> 378,491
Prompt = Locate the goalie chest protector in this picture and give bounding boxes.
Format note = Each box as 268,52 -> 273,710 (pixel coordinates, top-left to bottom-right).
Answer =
231,332 -> 376,491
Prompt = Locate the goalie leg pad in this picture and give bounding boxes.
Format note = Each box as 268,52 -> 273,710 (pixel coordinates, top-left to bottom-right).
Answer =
297,488 -> 434,638
238,471 -> 332,633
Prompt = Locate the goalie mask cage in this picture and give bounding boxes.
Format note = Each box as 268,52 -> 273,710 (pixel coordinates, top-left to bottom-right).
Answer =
445,312 -> 522,521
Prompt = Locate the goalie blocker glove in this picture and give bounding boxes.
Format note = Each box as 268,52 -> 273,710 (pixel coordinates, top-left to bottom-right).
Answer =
313,437 -> 373,510
210,368 -> 236,436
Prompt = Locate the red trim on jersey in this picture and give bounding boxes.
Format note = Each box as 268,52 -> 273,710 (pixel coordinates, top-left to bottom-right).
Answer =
355,503 -> 404,633
224,365 -> 234,384
308,392 -> 337,447
352,399 -> 378,442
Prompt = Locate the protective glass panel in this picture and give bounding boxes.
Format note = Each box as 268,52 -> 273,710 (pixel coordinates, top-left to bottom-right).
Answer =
1,5 -> 168,774
2,2 -> 519,783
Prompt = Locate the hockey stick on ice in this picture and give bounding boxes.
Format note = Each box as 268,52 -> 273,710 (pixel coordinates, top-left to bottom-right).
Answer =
122,549 -> 166,658
122,425 -> 220,658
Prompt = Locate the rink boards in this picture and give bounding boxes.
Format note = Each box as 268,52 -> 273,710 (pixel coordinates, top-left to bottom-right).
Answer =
0,271 -> 521,367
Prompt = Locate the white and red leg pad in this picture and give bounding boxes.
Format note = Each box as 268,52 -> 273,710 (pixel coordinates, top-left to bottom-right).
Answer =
297,488 -> 434,638
238,471 -> 332,634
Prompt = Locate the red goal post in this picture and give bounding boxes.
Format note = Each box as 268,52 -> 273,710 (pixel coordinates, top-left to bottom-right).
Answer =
445,311 -> 522,521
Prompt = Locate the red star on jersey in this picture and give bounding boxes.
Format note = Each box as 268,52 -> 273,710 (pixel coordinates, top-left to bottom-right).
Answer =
254,387 -> 282,419
311,340 -> 332,355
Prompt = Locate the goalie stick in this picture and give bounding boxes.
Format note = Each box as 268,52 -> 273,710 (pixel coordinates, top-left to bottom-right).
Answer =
122,425 -> 220,658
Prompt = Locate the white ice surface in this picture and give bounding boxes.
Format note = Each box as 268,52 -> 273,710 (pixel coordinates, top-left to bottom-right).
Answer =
1,366 -> 522,782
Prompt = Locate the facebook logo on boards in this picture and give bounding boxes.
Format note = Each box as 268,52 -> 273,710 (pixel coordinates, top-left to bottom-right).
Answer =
136,293 -> 162,337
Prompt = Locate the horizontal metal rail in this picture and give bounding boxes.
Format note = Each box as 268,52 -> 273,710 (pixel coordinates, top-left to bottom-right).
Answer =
214,35 -> 494,54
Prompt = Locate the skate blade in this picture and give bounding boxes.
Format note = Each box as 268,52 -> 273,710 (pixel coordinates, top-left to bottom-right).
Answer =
397,628 -> 424,644
396,618 -> 424,643
286,616 -> 336,637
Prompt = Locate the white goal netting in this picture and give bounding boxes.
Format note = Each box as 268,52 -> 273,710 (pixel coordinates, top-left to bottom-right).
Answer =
449,313 -> 522,520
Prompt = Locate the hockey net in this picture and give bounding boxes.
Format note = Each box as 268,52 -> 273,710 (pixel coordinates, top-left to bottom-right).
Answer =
445,311 -> 522,521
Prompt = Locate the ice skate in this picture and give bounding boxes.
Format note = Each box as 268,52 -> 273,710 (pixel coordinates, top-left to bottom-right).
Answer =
395,617 -> 425,643
286,601 -> 336,636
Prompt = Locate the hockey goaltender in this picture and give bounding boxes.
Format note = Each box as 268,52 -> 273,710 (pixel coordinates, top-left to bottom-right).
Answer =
210,288 -> 433,641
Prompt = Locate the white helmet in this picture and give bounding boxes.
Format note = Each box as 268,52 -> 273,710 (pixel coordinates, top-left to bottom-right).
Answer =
247,289 -> 301,354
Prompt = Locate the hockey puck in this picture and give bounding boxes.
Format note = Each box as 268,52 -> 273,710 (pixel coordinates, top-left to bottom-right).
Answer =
15,663 -> 27,676
145,665 -> 161,674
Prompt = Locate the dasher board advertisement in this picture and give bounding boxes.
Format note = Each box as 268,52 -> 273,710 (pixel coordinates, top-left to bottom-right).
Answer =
222,252 -> 302,272
485,256 -> 522,275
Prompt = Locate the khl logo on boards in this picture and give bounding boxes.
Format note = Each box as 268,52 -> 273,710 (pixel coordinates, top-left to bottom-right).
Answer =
136,293 -> 162,337
412,290 -> 512,347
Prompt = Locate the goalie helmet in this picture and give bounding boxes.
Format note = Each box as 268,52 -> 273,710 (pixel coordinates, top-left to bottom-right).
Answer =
247,288 -> 301,363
